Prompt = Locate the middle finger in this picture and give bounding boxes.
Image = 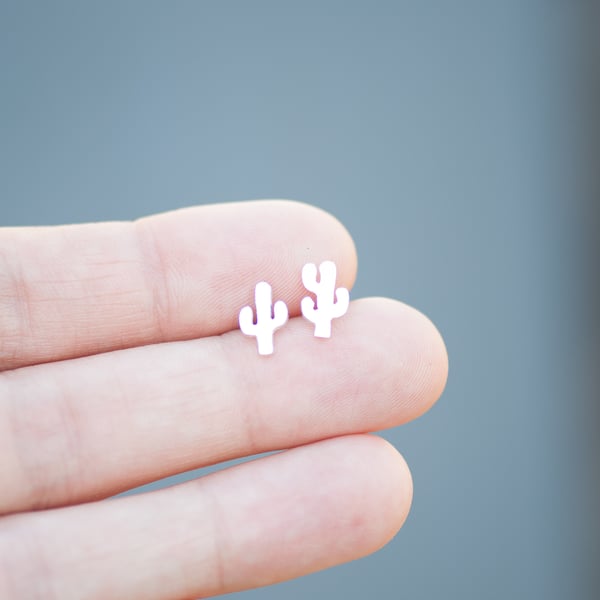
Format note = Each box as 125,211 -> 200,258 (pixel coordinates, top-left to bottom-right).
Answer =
0,298 -> 447,514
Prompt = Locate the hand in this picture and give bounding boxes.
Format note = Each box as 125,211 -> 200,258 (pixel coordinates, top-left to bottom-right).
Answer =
0,200 -> 448,599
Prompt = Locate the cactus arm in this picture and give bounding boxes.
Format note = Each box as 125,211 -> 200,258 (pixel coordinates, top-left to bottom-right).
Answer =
301,262 -> 320,294
238,305 -> 257,335
273,299 -> 289,326
331,286 -> 350,318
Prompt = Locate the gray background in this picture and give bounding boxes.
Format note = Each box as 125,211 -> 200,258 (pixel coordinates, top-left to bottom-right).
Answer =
1,1 -> 597,599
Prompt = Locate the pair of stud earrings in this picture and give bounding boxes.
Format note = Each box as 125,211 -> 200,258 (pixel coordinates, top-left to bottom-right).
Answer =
239,260 -> 349,355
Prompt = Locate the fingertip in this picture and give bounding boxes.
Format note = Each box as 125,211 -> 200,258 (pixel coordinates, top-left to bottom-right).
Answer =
403,303 -> 449,417
348,297 -> 449,421
373,298 -> 448,419
314,435 -> 413,559
265,199 -> 358,290
361,435 -> 414,549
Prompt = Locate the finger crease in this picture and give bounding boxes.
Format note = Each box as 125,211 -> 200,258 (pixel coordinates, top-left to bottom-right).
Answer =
133,220 -> 172,340
0,241 -> 33,368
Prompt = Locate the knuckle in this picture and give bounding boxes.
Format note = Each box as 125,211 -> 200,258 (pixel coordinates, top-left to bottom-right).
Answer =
0,238 -> 32,371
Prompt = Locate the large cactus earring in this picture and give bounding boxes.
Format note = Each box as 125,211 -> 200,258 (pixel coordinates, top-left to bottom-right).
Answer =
301,261 -> 349,338
239,281 -> 288,355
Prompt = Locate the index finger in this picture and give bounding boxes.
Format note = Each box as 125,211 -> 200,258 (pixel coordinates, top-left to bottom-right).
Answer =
0,200 -> 357,370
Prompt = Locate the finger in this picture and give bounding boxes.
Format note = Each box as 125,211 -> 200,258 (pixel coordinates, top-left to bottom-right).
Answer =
0,297 -> 447,514
0,435 -> 412,600
0,200 -> 356,370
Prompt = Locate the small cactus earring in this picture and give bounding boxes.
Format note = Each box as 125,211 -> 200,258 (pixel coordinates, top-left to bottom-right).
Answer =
239,281 -> 288,355
301,261 -> 349,338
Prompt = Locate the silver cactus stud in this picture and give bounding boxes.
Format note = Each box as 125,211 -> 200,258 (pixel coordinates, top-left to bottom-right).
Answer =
239,281 -> 288,355
301,261 -> 349,338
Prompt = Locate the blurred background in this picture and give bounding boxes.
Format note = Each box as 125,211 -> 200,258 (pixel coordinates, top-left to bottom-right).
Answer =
1,1 -> 597,598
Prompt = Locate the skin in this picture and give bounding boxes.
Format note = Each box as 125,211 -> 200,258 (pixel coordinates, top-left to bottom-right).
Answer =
0,200 -> 448,599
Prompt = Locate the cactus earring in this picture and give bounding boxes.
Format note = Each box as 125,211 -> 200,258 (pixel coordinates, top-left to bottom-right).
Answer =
301,261 -> 349,338
239,281 -> 289,355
